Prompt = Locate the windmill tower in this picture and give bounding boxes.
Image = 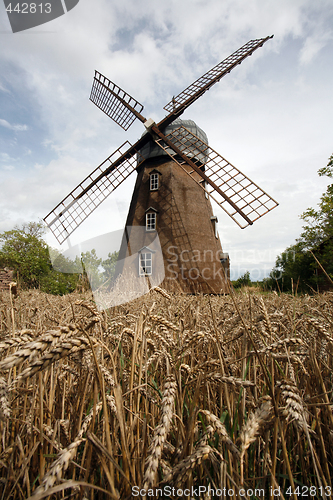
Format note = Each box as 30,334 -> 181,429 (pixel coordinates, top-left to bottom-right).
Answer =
44,36 -> 278,295
116,118 -> 229,294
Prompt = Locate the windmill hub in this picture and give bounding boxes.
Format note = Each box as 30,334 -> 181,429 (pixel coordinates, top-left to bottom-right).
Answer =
139,118 -> 209,166
144,118 -> 156,130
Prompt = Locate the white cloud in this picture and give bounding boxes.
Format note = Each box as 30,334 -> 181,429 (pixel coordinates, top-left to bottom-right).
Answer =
0,118 -> 28,131
300,32 -> 333,65
0,82 -> 10,93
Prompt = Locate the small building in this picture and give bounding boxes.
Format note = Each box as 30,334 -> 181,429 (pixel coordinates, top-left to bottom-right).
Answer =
0,268 -> 14,292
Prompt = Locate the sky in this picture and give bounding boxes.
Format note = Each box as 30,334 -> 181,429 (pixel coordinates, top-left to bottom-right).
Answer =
0,0 -> 333,280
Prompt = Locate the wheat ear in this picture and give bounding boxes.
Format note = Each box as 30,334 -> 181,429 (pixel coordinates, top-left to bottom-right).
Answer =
240,396 -> 272,455
0,326 -> 76,371
276,380 -> 310,433
151,286 -> 171,300
143,374 -> 177,490
164,427 -> 214,487
240,396 -> 272,484
0,330 -> 34,352
199,410 -> 239,456
0,376 -> 10,420
256,296 -> 276,339
12,336 -> 98,384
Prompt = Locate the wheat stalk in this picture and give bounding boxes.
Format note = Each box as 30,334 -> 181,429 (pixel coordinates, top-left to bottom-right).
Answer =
143,374 -> 177,489
33,402 -> 103,495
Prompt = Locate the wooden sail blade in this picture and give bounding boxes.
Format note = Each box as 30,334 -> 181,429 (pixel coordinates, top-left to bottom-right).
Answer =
90,71 -> 145,130
155,126 -> 278,228
44,142 -> 145,244
163,36 -> 273,117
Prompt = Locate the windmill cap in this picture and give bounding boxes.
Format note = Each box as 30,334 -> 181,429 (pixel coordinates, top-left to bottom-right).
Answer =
137,118 -> 209,165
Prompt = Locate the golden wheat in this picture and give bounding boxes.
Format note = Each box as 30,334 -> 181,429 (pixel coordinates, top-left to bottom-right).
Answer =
0,288 -> 331,498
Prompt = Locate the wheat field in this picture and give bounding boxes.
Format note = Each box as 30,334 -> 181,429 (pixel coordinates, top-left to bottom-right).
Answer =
0,286 -> 332,499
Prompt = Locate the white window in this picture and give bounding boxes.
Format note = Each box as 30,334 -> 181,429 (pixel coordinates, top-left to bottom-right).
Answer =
146,212 -> 156,231
139,253 -> 152,276
150,173 -> 159,191
211,216 -> 218,238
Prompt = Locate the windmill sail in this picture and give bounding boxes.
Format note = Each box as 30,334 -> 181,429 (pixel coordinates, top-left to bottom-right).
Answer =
155,126 -> 278,228
163,36 -> 273,117
90,71 -> 145,130
44,142 -> 145,244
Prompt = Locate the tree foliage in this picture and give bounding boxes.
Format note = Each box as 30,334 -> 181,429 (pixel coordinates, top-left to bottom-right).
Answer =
0,222 -> 51,289
299,154 -> 333,248
233,270 -> 251,289
0,222 -> 120,294
101,251 -> 119,282
269,155 -> 333,293
76,250 -> 119,291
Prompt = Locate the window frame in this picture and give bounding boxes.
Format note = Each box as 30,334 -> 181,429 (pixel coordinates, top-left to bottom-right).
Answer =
139,252 -> 152,276
211,216 -> 218,239
146,211 -> 156,231
150,172 -> 159,191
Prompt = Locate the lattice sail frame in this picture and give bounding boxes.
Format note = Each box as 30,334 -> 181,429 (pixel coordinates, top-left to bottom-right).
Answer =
90,71 -> 144,130
164,37 -> 272,114
44,142 -> 145,244
156,126 -> 278,228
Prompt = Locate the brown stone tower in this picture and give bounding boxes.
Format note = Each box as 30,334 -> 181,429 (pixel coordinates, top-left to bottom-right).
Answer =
116,119 -> 229,293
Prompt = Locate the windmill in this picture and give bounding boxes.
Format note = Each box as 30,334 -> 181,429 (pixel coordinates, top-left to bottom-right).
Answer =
44,36 -> 278,295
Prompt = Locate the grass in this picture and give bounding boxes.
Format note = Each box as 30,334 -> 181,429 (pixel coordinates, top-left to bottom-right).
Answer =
0,286 -> 332,499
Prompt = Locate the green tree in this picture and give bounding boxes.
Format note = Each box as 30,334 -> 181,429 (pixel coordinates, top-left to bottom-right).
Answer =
101,251 -> 119,283
0,222 -> 79,294
270,241 -> 315,293
77,249 -> 103,290
0,222 -> 50,289
44,248 -> 81,294
233,270 -> 251,289
76,249 -> 120,290
299,154 -> 333,283
270,154 -> 333,292
300,155 -> 333,245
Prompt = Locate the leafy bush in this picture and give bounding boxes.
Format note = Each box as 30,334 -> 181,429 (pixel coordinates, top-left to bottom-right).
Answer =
233,270 -> 251,289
